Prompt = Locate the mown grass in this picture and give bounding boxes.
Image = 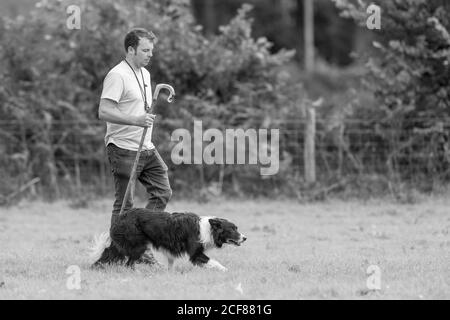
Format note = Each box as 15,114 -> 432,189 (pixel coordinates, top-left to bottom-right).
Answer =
0,198 -> 449,299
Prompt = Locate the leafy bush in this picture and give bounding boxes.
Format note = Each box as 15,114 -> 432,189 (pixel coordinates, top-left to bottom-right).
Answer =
334,0 -> 450,188
0,0 -> 300,199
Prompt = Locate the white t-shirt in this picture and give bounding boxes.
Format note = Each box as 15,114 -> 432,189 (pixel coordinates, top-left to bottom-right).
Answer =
100,60 -> 154,151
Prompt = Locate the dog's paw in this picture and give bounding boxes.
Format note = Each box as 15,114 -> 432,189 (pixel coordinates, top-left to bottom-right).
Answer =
219,266 -> 228,272
206,259 -> 228,272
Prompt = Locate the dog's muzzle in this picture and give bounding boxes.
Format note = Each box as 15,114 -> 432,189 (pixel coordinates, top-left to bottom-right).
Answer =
227,234 -> 247,246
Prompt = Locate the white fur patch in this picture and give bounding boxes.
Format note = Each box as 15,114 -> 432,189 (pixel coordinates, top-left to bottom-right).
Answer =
205,259 -> 228,272
146,244 -> 179,269
89,232 -> 111,263
199,216 -> 215,249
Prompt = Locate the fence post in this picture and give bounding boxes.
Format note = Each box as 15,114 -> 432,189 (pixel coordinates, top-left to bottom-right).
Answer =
304,98 -> 323,185
304,104 -> 316,184
338,124 -> 344,179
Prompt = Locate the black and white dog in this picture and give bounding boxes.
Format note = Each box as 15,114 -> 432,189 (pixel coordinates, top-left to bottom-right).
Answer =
90,209 -> 246,272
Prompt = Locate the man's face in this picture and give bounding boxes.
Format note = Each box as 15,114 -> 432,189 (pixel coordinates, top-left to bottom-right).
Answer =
131,37 -> 154,68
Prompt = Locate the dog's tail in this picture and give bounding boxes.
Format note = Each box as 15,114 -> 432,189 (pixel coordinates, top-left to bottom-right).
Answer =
89,232 -> 111,263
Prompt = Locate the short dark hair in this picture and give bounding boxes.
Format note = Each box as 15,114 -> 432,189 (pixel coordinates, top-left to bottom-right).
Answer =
124,28 -> 157,53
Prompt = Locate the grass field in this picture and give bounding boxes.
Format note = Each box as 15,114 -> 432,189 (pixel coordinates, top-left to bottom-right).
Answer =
0,197 -> 449,300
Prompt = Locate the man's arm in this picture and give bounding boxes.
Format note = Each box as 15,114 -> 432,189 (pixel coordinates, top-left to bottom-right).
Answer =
98,98 -> 154,127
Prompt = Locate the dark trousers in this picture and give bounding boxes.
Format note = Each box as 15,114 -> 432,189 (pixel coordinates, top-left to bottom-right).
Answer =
106,143 -> 172,227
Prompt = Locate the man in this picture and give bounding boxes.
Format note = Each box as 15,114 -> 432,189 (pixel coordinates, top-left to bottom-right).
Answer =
98,28 -> 172,265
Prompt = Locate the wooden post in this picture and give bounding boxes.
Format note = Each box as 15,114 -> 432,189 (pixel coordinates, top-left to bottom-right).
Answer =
304,0 -> 314,72
338,124 -> 344,179
44,119 -> 60,199
75,156 -> 81,193
304,103 -> 316,184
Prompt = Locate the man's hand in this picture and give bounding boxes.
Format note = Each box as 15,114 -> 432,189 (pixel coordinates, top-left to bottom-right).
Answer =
135,114 -> 156,127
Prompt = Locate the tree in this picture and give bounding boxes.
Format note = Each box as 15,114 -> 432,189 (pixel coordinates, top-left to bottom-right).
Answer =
303,0 -> 314,72
334,0 -> 450,185
0,0 -> 299,198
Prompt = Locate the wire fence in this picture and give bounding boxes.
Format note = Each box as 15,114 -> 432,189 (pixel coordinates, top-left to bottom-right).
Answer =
1,118 -> 450,200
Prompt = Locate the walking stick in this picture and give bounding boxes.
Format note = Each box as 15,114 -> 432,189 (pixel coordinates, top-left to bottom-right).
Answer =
118,84 -> 175,217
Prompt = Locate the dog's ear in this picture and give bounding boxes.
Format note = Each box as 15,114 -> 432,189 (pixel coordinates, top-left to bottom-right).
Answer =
209,218 -> 222,231
209,218 -> 225,248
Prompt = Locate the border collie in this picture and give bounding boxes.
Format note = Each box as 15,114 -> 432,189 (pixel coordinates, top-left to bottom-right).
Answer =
90,209 -> 246,271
